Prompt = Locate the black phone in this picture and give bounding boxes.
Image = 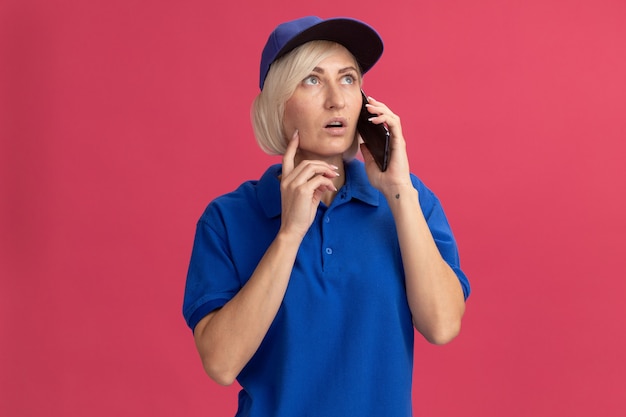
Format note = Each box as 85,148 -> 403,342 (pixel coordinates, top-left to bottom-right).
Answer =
357,90 -> 390,171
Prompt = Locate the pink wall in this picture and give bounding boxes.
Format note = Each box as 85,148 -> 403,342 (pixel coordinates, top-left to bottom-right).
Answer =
1,0 -> 625,416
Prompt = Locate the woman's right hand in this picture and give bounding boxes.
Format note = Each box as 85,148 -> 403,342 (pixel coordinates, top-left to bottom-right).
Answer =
279,130 -> 340,239
194,133 -> 340,386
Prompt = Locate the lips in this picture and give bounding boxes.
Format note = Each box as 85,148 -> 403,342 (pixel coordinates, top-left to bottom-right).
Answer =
324,117 -> 347,129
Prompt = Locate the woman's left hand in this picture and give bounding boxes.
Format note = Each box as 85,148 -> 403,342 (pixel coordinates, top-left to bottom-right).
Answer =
359,96 -> 413,197
361,97 -> 466,344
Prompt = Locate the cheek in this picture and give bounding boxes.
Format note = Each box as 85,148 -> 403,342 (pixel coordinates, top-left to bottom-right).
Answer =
283,100 -> 309,134
283,100 -> 299,131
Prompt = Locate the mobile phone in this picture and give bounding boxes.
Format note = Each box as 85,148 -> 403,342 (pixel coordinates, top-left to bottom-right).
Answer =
357,90 -> 390,171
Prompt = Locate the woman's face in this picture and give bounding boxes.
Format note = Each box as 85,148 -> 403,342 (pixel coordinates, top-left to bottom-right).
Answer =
283,46 -> 362,162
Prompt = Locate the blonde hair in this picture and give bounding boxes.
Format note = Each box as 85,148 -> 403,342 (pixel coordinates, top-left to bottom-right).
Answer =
252,41 -> 362,159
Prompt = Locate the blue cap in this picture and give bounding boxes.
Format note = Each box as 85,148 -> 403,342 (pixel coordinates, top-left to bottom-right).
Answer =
259,16 -> 384,90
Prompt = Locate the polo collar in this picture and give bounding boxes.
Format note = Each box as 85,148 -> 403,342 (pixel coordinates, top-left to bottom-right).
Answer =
256,159 -> 380,219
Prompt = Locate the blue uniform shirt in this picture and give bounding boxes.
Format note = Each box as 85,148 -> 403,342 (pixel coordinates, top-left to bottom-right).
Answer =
183,159 -> 470,416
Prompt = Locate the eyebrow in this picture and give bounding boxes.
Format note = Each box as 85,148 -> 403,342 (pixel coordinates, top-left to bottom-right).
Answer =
311,66 -> 359,74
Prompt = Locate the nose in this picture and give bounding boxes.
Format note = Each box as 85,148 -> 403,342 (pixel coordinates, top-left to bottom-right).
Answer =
324,84 -> 345,110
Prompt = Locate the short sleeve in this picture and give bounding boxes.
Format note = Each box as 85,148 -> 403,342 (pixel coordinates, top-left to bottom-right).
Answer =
182,205 -> 242,332
413,176 -> 471,300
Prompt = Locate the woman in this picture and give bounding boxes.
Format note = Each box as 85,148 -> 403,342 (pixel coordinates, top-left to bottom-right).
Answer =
183,16 -> 471,416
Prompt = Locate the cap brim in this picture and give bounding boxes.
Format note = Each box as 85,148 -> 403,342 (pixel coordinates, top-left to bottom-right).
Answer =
274,18 -> 383,75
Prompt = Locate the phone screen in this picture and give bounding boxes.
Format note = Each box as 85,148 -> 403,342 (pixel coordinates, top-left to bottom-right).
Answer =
357,91 -> 390,171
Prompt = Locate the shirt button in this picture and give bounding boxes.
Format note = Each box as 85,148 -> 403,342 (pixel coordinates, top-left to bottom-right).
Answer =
325,247 -> 333,255
324,216 -> 330,223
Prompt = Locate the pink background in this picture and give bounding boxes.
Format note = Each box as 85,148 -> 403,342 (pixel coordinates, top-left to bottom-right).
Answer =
1,0 -> 625,416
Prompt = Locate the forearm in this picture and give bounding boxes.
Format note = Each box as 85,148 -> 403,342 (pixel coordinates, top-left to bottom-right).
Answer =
386,185 -> 466,344
193,230 -> 302,385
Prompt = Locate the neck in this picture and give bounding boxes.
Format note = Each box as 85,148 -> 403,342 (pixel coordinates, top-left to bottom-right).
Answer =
291,155 -> 346,206
321,160 -> 346,206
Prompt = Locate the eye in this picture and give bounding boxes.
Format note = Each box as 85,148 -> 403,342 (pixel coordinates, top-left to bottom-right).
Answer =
303,75 -> 320,85
341,74 -> 357,84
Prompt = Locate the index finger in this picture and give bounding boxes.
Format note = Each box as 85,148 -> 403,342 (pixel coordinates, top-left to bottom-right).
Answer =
282,129 -> 299,177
